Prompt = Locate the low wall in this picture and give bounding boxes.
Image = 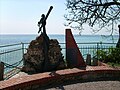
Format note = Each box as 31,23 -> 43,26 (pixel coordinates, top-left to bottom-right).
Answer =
0,66 -> 120,90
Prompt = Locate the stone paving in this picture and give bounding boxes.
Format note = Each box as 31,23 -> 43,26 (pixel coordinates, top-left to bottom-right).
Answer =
46,81 -> 120,90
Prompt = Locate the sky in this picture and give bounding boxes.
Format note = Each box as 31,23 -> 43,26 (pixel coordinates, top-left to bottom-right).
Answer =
0,0 -> 119,35
0,0 -> 76,35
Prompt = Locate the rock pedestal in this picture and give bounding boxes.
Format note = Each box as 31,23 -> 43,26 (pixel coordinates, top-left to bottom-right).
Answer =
22,33 -> 66,74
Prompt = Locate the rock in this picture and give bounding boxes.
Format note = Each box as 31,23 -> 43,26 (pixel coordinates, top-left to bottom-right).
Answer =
21,33 -> 66,74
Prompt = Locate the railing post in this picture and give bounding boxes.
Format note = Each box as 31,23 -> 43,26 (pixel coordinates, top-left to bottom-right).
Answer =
21,42 -> 24,57
93,42 -> 99,66
97,43 -> 99,61
0,62 -> 4,81
86,54 -> 91,65
116,25 -> 120,48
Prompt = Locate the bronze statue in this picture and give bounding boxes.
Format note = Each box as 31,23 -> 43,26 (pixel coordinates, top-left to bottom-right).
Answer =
38,14 -> 46,34
37,6 -> 53,34
37,6 -> 53,71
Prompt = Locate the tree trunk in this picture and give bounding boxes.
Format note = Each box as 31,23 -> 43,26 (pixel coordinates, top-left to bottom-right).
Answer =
116,25 -> 120,48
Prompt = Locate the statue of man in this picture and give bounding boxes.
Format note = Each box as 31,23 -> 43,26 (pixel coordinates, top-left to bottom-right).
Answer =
37,14 -> 50,71
37,6 -> 53,71
38,14 -> 46,34
37,14 -> 49,45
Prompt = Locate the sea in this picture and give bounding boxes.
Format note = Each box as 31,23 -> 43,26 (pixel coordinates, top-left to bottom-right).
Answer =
0,34 -> 119,45
0,34 -> 119,73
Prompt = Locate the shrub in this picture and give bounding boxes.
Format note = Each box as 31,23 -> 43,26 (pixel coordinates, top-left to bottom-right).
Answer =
96,47 -> 120,64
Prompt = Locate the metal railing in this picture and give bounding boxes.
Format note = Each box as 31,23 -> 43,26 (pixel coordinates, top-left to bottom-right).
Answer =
0,42 -> 117,79
77,42 -> 117,59
0,43 -> 25,79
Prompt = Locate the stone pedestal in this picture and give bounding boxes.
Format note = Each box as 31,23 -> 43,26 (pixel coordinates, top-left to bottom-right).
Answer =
22,33 -> 66,74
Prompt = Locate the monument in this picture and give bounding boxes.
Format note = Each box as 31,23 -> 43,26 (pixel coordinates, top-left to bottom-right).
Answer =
22,6 -> 87,74
22,6 -> 66,74
66,29 -> 86,68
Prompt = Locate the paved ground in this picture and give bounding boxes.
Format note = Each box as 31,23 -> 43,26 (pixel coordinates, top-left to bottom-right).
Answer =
45,81 -> 120,90
4,66 -> 120,90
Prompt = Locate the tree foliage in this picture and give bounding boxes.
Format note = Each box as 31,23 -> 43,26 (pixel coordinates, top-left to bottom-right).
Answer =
65,0 -> 120,34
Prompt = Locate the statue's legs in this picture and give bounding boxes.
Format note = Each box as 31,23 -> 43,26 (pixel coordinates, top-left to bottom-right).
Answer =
42,26 -> 50,71
43,41 -> 49,71
43,26 -> 49,45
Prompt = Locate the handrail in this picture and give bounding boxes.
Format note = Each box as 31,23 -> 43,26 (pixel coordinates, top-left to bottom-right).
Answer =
0,42 -> 117,48
77,42 -> 117,44
0,43 -> 22,48
0,48 -> 22,55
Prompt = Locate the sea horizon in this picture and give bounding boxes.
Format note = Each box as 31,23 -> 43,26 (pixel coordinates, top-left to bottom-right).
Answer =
0,34 -> 119,45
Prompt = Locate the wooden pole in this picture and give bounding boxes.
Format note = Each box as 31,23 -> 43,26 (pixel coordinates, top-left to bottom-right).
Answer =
0,62 -> 4,81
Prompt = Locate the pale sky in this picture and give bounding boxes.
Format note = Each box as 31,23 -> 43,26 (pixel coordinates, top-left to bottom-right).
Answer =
0,0 -> 119,35
0,0 -> 78,34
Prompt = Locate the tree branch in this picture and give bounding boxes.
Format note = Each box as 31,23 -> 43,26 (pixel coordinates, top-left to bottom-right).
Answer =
65,0 -> 120,35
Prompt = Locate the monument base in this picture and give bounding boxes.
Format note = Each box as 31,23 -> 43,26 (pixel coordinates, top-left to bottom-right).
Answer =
22,33 -> 66,74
